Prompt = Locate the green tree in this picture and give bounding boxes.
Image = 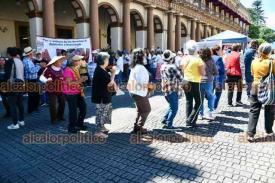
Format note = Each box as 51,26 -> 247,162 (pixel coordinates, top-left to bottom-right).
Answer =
249,0 -> 266,26
248,24 -> 260,39
259,27 -> 275,43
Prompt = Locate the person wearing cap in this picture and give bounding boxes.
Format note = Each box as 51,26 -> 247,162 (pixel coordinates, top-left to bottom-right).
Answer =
63,55 -> 87,133
39,56 -> 66,124
22,46 -> 41,114
175,50 -> 184,69
181,40 -> 205,128
92,52 -> 116,138
198,47 -> 218,121
160,50 -> 185,129
127,48 -> 152,134
247,43 -> 275,142
4,47 -> 25,130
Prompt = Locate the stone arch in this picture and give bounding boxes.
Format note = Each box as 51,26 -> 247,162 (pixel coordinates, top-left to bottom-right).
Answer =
98,2 -> 120,24
154,15 -> 163,33
98,2 -> 120,49
130,9 -> 146,49
181,22 -> 187,37
130,9 -> 145,30
70,0 -> 88,23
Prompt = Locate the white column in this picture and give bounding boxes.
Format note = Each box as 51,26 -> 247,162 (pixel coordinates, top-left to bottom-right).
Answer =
136,30 -> 147,49
111,27 -> 123,51
29,17 -> 43,48
76,23 -> 90,38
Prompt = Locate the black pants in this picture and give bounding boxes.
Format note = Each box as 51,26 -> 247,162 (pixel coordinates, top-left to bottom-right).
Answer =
184,82 -> 202,125
0,92 -> 10,116
65,94 -> 87,130
227,76 -> 242,105
247,95 -> 275,137
27,79 -> 40,113
7,93 -> 24,125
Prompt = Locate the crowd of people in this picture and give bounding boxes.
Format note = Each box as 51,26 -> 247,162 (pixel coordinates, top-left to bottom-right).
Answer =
0,39 -> 274,141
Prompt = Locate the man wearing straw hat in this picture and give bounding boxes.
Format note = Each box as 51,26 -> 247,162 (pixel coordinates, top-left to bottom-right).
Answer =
22,46 -> 41,114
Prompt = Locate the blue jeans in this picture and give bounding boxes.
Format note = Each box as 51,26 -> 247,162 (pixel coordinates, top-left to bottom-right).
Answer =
214,81 -> 223,109
163,92 -> 179,127
115,71 -> 123,85
199,82 -> 214,116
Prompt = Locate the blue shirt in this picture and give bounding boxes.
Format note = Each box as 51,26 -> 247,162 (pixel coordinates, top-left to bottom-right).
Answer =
212,55 -> 225,84
244,48 -> 257,83
23,57 -> 40,80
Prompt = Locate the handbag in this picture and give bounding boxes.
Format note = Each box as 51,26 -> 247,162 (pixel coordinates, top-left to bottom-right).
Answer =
258,60 -> 275,106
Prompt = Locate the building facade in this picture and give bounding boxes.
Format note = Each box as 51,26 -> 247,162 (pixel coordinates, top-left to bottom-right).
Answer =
0,0 -> 250,55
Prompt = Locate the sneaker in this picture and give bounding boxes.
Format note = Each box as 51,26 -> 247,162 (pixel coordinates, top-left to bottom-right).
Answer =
236,101 -> 244,106
94,132 -> 108,138
198,115 -> 204,120
246,136 -> 255,142
18,121 -> 25,126
161,120 -> 167,125
227,104 -> 234,107
212,109 -> 220,114
266,132 -> 275,137
100,125 -> 110,133
204,112 -> 215,121
7,124 -> 20,130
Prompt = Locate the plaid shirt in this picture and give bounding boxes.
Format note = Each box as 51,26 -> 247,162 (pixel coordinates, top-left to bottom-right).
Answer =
23,57 -> 40,80
160,63 -> 185,95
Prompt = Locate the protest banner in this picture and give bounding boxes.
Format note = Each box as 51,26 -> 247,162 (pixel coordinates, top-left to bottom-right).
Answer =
36,36 -> 92,62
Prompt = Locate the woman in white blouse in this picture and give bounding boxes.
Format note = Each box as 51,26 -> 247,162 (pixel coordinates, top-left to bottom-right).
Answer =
127,48 -> 152,134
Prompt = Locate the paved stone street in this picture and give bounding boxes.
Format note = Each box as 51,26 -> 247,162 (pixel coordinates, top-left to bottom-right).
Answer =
1,88 -> 275,183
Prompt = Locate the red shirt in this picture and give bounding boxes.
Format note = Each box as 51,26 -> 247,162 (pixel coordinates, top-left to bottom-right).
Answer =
43,66 -> 64,95
225,51 -> 242,77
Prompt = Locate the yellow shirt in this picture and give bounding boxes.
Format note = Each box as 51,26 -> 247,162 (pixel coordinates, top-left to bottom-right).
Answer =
183,56 -> 204,83
251,58 -> 275,84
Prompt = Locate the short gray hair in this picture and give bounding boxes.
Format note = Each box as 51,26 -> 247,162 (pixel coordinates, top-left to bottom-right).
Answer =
186,40 -> 197,55
97,52 -> 110,66
258,43 -> 272,56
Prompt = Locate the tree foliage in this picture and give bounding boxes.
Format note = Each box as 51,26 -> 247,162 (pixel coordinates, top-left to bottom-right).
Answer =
249,0 -> 266,26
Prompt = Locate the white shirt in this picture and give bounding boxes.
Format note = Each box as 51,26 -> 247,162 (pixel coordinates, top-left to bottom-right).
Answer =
127,64 -> 149,97
116,57 -> 124,75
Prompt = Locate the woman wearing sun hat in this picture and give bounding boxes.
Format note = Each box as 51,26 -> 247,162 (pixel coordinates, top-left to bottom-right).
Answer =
40,56 -> 66,124
63,55 -> 87,133
160,50 -> 185,129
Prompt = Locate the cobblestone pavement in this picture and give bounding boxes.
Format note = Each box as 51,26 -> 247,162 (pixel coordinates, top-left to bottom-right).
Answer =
1,88 -> 275,183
